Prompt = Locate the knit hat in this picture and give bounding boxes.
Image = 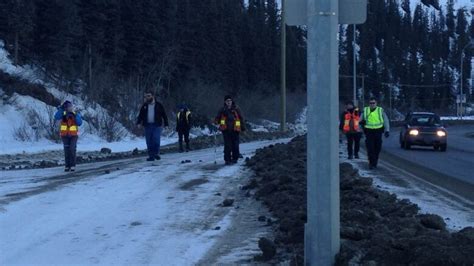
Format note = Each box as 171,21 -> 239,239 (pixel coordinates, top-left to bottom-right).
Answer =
224,95 -> 232,101
62,100 -> 72,108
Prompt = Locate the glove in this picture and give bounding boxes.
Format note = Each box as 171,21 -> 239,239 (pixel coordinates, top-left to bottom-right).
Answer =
384,132 -> 390,138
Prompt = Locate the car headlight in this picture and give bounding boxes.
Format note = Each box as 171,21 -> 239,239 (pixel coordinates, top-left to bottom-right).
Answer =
437,130 -> 446,137
409,129 -> 419,136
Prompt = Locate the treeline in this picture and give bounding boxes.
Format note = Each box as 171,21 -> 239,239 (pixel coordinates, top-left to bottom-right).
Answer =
340,0 -> 474,114
0,0 -> 306,126
1,0 -> 472,123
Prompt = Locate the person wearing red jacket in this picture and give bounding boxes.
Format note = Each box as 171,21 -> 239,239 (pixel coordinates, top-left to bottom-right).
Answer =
215,95 -> 245,165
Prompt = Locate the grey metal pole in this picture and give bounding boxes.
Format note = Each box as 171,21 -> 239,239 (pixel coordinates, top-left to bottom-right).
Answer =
280,0 -> 287,132
353,24 -> 357,106
459,48 -> 464,120
305,0 -> 340,264
361,74 -> 365,108
459,49 -> 464,120
389,86 -> 392,121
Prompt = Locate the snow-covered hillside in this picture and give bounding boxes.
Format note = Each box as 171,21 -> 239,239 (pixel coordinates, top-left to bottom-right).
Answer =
0,40 -> 176,155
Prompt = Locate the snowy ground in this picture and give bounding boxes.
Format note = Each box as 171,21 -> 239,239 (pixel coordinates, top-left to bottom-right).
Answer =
340,143 -> 474,231
0,139 -> 289,265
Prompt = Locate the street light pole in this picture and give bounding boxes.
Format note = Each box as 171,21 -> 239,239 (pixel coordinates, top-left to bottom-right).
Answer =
305,0 -> 340,264
460,40 -> 474,120
353,24 -> 357,106
280,0 -> 287,132
286,0 -> 366,264
361,74 -> 365,108
461,48 -> 464,120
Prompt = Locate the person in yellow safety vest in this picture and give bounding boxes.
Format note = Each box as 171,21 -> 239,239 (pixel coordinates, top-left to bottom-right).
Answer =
360,97 -> 390,169
339,101 -> 362,160
54,100 -> 83,172
176,104 -> 192,152
214,95 -> 245,165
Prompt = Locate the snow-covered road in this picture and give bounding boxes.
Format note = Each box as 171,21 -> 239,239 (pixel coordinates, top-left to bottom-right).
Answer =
0,139 -> 289,265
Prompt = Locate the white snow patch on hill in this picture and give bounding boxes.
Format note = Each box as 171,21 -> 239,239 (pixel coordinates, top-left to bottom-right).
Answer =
0,40 -> 181,155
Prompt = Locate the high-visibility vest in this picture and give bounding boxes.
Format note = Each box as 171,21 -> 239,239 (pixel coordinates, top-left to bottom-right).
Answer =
363,107 -> 384,129
177,111 -> 191,123
60,111 -> 78,137
343,110 -> 360,133
219,110 -> 241,132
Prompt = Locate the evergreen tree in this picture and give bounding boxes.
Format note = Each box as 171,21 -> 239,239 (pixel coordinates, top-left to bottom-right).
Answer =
0,0 -> 35,65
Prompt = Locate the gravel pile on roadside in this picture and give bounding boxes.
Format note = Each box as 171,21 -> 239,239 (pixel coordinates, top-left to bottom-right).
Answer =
0,130 -> 292,170
244,135 -> 474,265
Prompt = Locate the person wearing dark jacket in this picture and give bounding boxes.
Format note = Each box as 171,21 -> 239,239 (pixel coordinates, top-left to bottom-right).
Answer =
136,92 -> 169,161
339,101 -> 362,159
215,95 -> 245,165
176,104 -> 192,152
54,100 -> 82,172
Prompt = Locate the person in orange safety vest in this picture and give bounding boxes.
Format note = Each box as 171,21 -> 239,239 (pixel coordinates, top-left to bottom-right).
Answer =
54,100 -> 82,172
215,95 -> 245,165
339,101 -> 362,159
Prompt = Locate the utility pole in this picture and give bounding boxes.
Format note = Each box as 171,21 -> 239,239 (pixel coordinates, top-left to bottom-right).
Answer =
88,42 -> 93,93
460,39 -> 474,120
305,0 -> 340,264
389,85 -> 392,121
461,50 -> 464,120
280,0 -> 287,132
353,24 -> 357,106
14,32 -> 19,65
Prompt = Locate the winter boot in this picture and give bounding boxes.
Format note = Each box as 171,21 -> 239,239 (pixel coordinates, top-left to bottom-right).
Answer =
70,166 -> 75,172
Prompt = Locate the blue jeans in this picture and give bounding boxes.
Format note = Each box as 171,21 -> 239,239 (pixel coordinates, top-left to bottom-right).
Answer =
145,125 -> 162,158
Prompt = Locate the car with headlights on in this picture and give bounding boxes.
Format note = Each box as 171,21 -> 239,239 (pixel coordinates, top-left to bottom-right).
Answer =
399,112 -> 447,151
